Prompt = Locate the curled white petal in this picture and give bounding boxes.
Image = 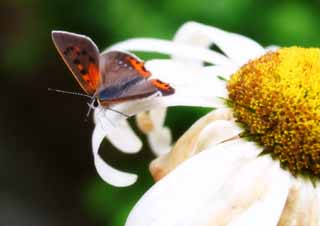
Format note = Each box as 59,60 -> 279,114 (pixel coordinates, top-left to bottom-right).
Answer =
174,21 -> 265,66
125,139 -> 261,226
148,107 -> 172,156
92,123 -> 137,187
149,108 -> 167,130
135,108 -> 172,156
94,108 -> 142,153
149,109 -> 236,181
148,127 -> 172,156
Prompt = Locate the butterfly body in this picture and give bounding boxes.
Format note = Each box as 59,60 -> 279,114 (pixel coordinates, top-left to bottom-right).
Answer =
52,31 -> 174,108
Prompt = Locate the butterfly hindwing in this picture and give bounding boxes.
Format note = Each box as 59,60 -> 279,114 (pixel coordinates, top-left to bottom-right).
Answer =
99,51 -> 151,88
52,31 -> 100,95
98,79 -> 159,105
98,79 -> 174,105
97,51 -> 174,105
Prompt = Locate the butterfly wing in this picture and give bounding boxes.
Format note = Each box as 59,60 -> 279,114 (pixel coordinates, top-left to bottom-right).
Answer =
98,51 -> 174,105
97,51 -> 174,105
52,31 -> 100,95
99,51 -> 151,87
98,79 -> 157,105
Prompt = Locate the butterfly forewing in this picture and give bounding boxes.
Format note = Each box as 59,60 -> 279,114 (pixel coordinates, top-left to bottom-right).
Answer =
52,31 -> 100,95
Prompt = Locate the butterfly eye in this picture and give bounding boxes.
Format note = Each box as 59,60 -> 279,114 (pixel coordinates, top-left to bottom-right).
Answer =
93,98 -> 99,108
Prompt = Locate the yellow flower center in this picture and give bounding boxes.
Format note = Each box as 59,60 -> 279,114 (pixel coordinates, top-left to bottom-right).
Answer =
227,47 -> 320,179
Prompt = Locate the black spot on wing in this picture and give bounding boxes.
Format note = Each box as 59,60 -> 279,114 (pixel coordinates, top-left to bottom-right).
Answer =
89,56 -> 95,63
63,46 -> 73,55
73,59 -> 80,65
80,69 -> 88,75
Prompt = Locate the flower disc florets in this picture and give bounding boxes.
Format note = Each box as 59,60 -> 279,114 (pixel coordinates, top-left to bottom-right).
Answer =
227,47 -> 320,179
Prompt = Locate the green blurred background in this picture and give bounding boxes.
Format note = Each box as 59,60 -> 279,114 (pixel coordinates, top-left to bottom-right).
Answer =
1,0 -> 320,225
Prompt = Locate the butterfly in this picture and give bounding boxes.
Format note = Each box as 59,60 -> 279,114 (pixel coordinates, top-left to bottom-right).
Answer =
51,31 -> 174,113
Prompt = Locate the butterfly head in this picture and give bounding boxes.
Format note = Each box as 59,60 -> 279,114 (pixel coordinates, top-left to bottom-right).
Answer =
86,96 -> 100,117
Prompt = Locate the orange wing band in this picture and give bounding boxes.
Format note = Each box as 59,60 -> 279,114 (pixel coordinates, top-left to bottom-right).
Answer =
80,63 -> 100,94
127,57 -> 151,78
151,79 -> 175,96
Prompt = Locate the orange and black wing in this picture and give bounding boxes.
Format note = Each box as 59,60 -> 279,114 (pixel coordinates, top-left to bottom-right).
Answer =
98,51 -> 174,103
150,79 -> 175,96
52,31 -> 100,95
97,51 -> 174,106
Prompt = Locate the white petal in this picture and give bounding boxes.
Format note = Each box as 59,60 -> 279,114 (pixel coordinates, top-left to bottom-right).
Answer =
125,139 -> 260,226
150,108 -> 167,129
203,65 -> 238,80
186,155 -> 290,226
110,94 -> 226,119
316,185 -> 320,225
149,109 -> 235,181
145,60 -> 229,99
174,21 -> 265,66
148,127 -> 172,156
147,108 -> 172,156
105,38 -> 232,66
91,123 -> 137,187
278,179 -> 320,226
196,120 -> 243,152
94,108 -> 142,153
135,112 -> 155,134
226,160 -> 291,226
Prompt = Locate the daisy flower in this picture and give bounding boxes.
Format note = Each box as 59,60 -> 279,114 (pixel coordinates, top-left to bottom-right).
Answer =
93,21 -> 320,225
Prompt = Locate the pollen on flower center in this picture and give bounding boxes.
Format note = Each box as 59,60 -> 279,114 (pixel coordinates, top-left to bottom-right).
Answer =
227,47 -> 320,179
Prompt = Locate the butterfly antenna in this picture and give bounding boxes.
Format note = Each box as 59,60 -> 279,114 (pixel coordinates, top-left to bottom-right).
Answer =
49,88 -> 129,118
48,88 -> 92,99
